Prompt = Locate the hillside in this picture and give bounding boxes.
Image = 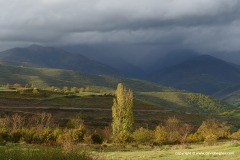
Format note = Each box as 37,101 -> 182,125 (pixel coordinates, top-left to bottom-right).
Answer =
0,62 -> 171,92
0,61 -> 237,129
150,55 -> 240,95
0,45 -> 120,75
213,84 -> 240,106
136,91 -> 233,114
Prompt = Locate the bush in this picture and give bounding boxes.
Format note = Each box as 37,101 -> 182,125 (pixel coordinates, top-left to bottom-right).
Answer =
101,126 -> 112,143
204,133 -> 218,146
32,133 -> 42,144
0,128 -> 9,142
112,131 -> 132,143
72,126 -> 86,142
132,127 -> 154,144
66,116 -> 84,129
22,128 -> 37,143
84,135 -> 93,144
57,133 -> 71,145
186,133 -> 202,143
52,128 -> 63,141
40,128 -> 55,144
154,126 -> 167,144
57,133 -> 76,153
197,119 -> 230,139
230,129 -> 240,140
165,117 -> 181,144
84,132 -> 104,145
91,132 -> 103,144
9,130 -> 22,143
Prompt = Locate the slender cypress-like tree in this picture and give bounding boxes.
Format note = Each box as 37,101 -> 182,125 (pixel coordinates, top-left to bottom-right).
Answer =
112,83 -> 134,136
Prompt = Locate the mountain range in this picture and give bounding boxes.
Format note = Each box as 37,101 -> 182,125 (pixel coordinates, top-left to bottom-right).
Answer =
0,45 -> 120,76
1,45 -> 240,102
150,55 -> 240,94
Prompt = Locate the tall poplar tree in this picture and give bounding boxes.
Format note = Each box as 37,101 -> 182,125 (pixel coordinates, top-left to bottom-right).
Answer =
112,83 -> 134,136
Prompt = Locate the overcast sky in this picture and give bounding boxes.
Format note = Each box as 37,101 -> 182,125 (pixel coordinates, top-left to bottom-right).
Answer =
1,0 -> 240,55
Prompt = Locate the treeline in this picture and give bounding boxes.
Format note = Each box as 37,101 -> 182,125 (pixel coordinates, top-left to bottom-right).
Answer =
0,113 -> 240,148
115,117 -> 238,146
185,93 -> 230,113
1,83 -> 112,95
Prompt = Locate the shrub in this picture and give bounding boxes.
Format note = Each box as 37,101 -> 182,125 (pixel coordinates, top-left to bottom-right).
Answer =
9,130 -> 22,143
40,128 -> 55,144
197,119 -> 230,139
230,129 -> 240,140
186,133 -> 202,143
0,128 -> 9,141
204,133 -> 218,146
52,128 -> 63,141
132,127 -> 154,144
22,128 -> 37,143
112,131 -> 132,143
66,116 -> 84,129
0,128 -> 8,145
32,133 -> 42,144
57,133 -> 71,145
102,126 -> 112,143
91,132 -> 103,144
165,117 -> 181,143
57,133 -> 76,153
83,135 -> 93,144
154,126 -> 167,144
72,125 -> 86,142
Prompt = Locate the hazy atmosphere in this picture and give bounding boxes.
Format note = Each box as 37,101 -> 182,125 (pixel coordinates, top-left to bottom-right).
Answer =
1,0 -> 240,63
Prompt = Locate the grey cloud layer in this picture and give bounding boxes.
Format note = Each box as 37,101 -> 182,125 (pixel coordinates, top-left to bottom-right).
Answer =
0,0 -> 240,52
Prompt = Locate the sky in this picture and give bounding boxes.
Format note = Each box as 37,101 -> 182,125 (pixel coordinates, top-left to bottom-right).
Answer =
1,0 -> 240,58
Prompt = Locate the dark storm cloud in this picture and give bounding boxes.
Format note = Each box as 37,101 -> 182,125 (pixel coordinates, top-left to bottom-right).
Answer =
0,0 -> 240,52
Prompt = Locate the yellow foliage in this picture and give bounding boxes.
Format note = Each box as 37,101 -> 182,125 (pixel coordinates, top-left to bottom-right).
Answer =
132,127 -> 154,144
154,126 -> 167,144
112,131 -> 132,143
230,129 -> 240,140
197,119 -> 230,139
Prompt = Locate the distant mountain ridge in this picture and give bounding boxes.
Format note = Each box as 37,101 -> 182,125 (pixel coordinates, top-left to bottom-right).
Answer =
0,61 -> 171,92
64,45 -> 145,78
150,55 -> 240,94
0,45 -> 121,76
2,45 -> 240,99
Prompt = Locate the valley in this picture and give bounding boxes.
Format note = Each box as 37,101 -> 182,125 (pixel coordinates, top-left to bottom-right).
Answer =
0,45 -> 240,160
2,1 -> 240,159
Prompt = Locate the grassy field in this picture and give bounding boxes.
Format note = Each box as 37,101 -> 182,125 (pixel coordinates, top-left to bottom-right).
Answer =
0,141 -> 239,160
0,144 -> 92,160
99,141 -> 240,160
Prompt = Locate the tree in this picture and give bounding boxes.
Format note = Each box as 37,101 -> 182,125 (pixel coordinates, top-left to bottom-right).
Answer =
71,87 -> 79,93
196,119 -> 230,140
165,117 -> 181,143
112,83 -> 133,136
